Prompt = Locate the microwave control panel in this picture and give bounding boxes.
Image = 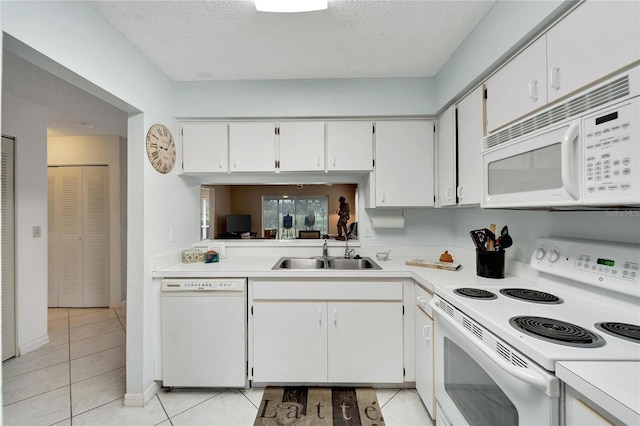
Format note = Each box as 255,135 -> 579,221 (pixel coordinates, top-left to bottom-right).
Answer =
583,97 -> 639,204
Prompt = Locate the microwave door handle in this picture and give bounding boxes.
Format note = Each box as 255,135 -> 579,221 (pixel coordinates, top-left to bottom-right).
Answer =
561,123 -> 580,200
429,298 -> 550,392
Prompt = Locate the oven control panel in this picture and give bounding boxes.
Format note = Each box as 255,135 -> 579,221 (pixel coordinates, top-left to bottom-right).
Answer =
532,237 -> 639,298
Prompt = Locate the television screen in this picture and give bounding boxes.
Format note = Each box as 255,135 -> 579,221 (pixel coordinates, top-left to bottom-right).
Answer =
226,214 -> 251,234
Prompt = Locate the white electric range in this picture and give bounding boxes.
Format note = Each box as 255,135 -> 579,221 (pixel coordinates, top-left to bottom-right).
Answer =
430,237 -> 640,426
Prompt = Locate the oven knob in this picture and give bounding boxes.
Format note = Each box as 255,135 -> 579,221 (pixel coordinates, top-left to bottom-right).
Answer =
534,248 -> 546,260
547,250 -> 560,263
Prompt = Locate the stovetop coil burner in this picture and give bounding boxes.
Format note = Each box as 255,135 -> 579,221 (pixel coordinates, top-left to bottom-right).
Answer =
454,288 -> 497,300
595,322 -> 640,343
499,288 -> 562,304
510,316 -> 605,348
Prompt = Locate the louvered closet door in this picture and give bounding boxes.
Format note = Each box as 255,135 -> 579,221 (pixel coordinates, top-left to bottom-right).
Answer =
48,166 -> 109,307
82,167 -> 109,307
2,136 -> 16,360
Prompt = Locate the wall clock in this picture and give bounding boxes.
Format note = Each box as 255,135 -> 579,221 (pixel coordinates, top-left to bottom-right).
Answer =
146,124 -> 176,174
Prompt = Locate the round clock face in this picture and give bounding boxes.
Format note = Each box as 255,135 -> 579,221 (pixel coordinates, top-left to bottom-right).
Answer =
146,124 -> 176,174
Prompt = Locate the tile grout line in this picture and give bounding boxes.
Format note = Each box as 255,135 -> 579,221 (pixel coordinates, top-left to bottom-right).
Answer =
154,393 -> 174,425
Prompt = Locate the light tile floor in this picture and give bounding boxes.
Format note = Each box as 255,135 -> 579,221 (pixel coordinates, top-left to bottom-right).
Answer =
3,308 -> 433,426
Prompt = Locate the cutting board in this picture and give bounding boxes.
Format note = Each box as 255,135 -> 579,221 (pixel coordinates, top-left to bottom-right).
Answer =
405,258 -> 461,271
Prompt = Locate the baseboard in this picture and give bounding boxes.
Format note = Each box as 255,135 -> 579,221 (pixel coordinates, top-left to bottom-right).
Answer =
124,381 -> 161,407
110,300 -> 127,309
19,335 -> 50,356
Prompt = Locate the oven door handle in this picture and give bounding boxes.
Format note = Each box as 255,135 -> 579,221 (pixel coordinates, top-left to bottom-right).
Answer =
429,298 -> 548,391
561,122 -> 580,200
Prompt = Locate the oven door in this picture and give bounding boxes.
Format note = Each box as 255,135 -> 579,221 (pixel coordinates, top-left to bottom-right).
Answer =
482,119 -> 582,208
430,297 -> 560,426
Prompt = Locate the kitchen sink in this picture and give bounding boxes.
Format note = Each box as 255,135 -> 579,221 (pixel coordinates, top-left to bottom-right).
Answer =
327,258 -> 381,270
272,256 -> 381,270
275,258 -> 327,269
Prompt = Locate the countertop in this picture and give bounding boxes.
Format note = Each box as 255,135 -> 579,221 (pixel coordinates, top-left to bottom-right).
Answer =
152,251 -> 536,294
556,361 -> 640,425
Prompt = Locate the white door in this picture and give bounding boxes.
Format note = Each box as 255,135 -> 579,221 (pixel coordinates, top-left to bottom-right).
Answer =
326,121 -> 374,171
485,36 -> 547,133
375,120 -> 434,207
437,106 -> 457,207
278,122 -> 325,171
48,166 -> 109,307
229,122 -> 276,172
2,136 -> 16,361
327,301 -> 403,383
181,122 -> 228,173
456,86 -> 484,205
547,1 -> 640,103
252,301 -> 327,383
415,305 -> 434,419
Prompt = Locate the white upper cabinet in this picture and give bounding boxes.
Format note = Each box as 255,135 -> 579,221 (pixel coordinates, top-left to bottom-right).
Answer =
485,36 -> 547,133
374,120 -> 434,207
456,86 -> 483,205
278,121 -> 325,172
546,1 -> 640,103
228,122 -> 276,172
485,1 -> 640,132
326,121 -> 374,172
181,122 -> 228,173
436,106 -> 456,207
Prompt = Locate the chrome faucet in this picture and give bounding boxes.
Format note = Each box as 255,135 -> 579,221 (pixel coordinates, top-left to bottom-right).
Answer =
344,237 -> 355,258
322,239 -> 328,258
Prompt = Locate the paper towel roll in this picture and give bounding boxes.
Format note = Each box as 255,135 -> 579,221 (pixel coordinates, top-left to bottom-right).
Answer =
371,210 -> 405,228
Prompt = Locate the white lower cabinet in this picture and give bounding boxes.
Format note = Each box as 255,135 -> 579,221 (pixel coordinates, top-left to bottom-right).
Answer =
250,280 -> 404,384
414,285 -> 435,419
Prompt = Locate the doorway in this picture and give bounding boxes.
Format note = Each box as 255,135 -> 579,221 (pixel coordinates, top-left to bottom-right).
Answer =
47,165 -> 110,307
2,136 -> 16,360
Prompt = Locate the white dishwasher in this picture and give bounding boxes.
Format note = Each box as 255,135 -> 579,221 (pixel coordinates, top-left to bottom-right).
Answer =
161,278 -> 247,387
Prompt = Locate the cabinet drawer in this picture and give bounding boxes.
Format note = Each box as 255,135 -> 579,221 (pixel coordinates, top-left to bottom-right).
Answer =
252,280 -> 403,301
415,284 -> 433,317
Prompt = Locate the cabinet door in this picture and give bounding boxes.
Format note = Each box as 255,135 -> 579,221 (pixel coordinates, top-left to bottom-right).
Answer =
436,106 -> 456,207
278,122 -> 325,171
229,122 -> 276,172
547,1 -> 640,103
456,86 -> 484,205
252,301 -> 327,383
326,121 -> 374,171
327,301 -> 403,383
374,120 -> 435,207
181,122 -> 228,173
415,306 -> 434,419
485,36 -> 547,133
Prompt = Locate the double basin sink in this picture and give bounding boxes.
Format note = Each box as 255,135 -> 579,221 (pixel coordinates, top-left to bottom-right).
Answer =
272,256 -> 382,270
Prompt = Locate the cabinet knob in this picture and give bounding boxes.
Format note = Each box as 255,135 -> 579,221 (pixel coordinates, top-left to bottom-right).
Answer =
457,185 -> 463,200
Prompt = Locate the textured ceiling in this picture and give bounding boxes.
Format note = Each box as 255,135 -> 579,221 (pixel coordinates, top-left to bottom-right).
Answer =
88,0 -> 497,81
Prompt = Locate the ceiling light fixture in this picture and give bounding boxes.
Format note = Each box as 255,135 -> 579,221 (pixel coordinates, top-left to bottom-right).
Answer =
254,0 -> 328,13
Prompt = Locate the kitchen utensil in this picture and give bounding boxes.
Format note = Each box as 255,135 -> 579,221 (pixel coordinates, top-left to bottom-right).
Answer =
487,224 -> 496,251
470,229 -> 489,250
496,225 -> 513,250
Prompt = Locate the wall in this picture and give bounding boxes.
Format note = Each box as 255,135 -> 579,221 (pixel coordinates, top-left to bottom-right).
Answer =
1,1 -> 195,405
1,92 -> 48,355
453,207 -> 640,264
176,77 -> 435,118
47,135 -> 126,308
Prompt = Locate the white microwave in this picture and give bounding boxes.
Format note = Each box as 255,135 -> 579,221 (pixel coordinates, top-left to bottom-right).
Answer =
481,67 -> 640,208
